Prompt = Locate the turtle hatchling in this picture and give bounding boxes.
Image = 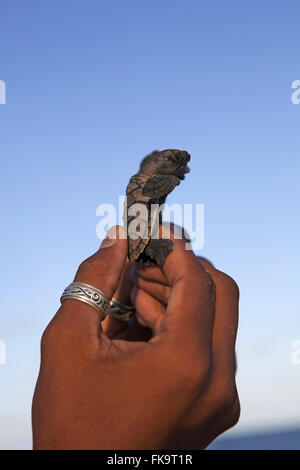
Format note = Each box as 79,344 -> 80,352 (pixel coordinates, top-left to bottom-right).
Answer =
123,149 -> 190,266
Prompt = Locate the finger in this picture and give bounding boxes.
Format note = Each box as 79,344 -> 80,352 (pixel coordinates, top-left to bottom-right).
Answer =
74,226 -> 128,296
58,226 -> 128,337
135,313 -> 148,328
159,235 -> 215,359
131,222 -> 190,286
131,287 -> 166,335
112,316 -> 152,342
130,268 -> 170,305
132,263 -> 169,285
102,314 -> 127,338
198,257 -> 239,375
102,260 -> 134,336
112,260 -> 134,306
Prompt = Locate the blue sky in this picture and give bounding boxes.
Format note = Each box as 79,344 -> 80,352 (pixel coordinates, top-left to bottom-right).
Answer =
0,0 -> 300,449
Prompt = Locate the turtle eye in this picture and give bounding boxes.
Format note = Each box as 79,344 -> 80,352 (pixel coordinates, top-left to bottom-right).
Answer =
171,153 -> 181,162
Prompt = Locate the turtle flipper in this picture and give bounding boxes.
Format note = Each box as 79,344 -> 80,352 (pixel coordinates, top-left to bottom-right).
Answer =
141,238 -> 174,266
142,174 -> 180,199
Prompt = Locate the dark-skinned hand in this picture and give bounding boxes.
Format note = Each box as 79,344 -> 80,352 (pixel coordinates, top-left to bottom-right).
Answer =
32,226 -> 240,449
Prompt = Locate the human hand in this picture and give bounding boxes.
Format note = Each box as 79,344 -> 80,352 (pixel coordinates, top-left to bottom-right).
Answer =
130,254 -> 240,448
101,258 -> 153,342
32,226 -> 239,449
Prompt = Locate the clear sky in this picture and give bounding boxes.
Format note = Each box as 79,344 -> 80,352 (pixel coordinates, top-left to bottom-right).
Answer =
0,0 -> 300,449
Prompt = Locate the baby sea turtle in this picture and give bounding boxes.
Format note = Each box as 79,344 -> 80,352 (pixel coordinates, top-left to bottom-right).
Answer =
124,149 -> 190,265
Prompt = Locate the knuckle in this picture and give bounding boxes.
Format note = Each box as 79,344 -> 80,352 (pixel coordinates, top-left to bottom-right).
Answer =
199,274 -> 215,300
221,383 -> 237,409
76,256 -> 113,295
78,257 -> 92,272
202,271 -> 213,287
219,273 -> 240,299
40,321 -> 61,351
213,379 -> 239,416
78,257 -> 99,274
192,268 -> 214,292
228,277 -> 240,299
197,257 -> 239,300
78,251 -> 108,271
220,397 -> 241,434
230,397 -> 241,426
203,378 -> 240,436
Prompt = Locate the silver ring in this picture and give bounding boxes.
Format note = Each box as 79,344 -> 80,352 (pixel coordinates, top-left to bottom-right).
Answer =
60,281 -> 110,321
109,297 -> 135,322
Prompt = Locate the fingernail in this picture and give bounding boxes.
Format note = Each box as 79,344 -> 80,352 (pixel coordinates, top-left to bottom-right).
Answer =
100,226 -> 127,249
100,226 -> 118,249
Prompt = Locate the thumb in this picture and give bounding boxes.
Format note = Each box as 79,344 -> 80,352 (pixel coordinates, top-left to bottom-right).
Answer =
57,226 -> 128,335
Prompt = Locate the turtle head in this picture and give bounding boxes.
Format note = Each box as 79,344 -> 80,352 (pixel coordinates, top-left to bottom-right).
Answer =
140,149 -> 190,180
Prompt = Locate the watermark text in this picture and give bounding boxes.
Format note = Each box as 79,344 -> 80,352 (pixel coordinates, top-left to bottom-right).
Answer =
291,80 -> 300,105
0,340 -> 6,365
291,340 -> 300,365
96,197 -> 205,250
0,80 -> 6,104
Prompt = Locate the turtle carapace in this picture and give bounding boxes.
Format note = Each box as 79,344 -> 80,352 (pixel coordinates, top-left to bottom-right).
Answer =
123,149 -> 190,266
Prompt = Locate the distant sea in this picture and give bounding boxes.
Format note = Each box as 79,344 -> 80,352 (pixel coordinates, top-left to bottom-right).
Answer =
208,427 -> 300,450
